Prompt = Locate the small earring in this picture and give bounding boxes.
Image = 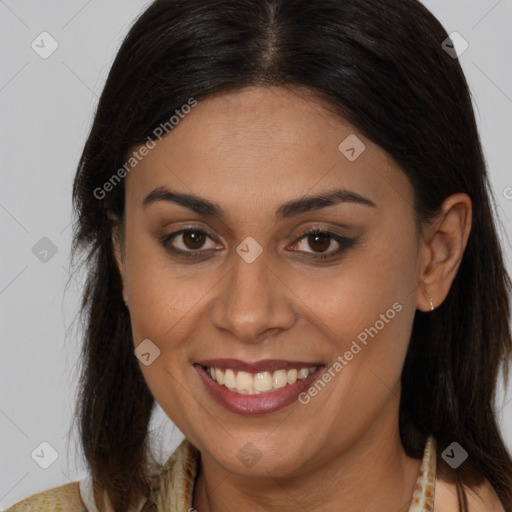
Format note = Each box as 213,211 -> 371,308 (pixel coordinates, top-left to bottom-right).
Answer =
429,298 -> 434,311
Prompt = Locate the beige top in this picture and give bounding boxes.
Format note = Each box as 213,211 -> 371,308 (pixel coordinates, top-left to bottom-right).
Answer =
6,436 -> 436,511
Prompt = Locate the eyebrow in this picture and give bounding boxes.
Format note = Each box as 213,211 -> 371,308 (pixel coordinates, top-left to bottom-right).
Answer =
142,186 -> 376,221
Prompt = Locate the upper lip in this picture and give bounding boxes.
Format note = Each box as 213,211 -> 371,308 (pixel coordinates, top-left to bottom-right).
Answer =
195,358 -> 324,373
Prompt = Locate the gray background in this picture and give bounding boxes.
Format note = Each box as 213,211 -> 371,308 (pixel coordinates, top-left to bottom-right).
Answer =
1,0 -> 511,509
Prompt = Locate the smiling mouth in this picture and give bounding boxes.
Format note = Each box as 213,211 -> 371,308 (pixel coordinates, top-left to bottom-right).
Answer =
194,359 -> 326,415
200,365 -> 321,394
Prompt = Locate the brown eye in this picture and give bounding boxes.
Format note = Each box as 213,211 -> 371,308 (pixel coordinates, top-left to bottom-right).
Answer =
161,228 -> 219,258
182,230 -> 206,250
306,232 -> 331,253
291,228 -> 355,260
161,226 -> 355,262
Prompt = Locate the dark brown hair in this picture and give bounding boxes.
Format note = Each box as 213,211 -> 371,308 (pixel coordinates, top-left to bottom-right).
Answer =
70,0 -> 512,510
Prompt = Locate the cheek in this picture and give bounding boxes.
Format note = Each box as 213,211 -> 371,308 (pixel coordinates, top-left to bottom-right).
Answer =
303,228 -> 417,404
122,225 -> 206,341
293,230 -> 417,347
122,239 -> 206,429
340,228 -> 417,360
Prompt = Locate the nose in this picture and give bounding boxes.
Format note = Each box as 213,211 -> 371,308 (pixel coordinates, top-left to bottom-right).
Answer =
209,249 -> 297,344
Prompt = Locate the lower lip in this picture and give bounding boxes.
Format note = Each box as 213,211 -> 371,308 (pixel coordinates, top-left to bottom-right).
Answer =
194,364 -> 325,415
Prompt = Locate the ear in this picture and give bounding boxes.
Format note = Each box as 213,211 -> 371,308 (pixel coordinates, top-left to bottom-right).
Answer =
416,193 -> 472,312
108,211 -> 128,306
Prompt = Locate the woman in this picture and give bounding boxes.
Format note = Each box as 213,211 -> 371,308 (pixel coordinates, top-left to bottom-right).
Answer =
7,0 -> 512,511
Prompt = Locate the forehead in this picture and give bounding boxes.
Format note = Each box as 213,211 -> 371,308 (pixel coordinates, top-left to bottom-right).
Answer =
124,86 -> 412,219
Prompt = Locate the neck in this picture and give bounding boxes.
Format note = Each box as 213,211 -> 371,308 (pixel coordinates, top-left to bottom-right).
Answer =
192,397 -> 422,512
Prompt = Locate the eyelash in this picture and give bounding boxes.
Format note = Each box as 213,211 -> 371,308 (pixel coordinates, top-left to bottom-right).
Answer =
160,226 -> 355,261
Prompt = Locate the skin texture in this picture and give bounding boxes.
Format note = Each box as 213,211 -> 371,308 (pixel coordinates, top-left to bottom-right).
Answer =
436,478 -> 505,512
113,86 -> 474,512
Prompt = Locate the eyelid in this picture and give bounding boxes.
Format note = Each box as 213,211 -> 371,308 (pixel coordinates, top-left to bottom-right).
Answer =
161,227 -> 220,254
289,226 -> 353,258
160,224 -> 355,260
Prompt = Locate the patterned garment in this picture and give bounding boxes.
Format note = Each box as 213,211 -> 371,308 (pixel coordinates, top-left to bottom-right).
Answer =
6,436 -> 436,511
408,436 -> 436,512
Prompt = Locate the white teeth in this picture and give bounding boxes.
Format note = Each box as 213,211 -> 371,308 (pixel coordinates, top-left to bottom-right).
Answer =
297,368 -> 309,380
254,372 -> 273,392
205,365 -> 319,394
287,369 -> 297,384
273,369 -> 288,389
236,371 -> 252,391
224,369 -> 237,389
215,368 -> 224,385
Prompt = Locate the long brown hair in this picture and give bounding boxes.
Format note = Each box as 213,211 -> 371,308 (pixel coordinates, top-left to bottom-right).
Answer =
70,0 -> 512,510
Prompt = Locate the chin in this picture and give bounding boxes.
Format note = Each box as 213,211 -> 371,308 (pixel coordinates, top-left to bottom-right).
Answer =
204,435 -> 313,478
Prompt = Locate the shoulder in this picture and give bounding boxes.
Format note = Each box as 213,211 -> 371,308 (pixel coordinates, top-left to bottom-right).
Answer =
435,476 -> 506,512
5,481 -> 85,512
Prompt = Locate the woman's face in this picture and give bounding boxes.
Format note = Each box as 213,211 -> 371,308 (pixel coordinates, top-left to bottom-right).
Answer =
115,86 -> 426,477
